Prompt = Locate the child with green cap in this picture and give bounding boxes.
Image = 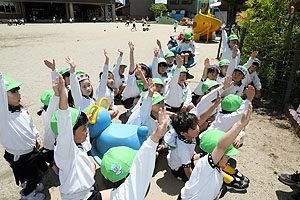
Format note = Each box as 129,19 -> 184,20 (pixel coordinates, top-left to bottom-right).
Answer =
152,47 -> 171,88
165,55 -> 194,113
0,73 -> 48,200
156,39 -> 176,77
179,105 -> 252,200
44,59 -> 70,89
65,56 -> 95,110
97,49 -> 119,119
121,41 -> 150,109
220,24 -> 241,64
217,59 -> 230,84
192,58 -> 221,105
112,48 -> 127,101
178,31 -> 195,66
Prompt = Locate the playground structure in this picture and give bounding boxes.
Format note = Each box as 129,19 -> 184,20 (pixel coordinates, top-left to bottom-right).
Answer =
192,0 -> 222,42
84,98 -> 149,166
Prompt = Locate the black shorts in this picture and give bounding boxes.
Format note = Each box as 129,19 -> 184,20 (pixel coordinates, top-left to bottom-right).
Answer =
133,24 -> 136,28
121,97 -> 135,109
170,158 -> 195,182
165,103 -> 183,113
88,183 -> 102,200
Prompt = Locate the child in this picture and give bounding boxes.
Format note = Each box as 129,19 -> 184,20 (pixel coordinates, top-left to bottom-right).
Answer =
217,59 -> 230,84
97,49 -> 119,119
112,49 -> 127,101
156,39 -> 176,77
152,47 -> 170,86
0,73 -> 48,200
65,56 -> 95,110
179,105 -> 252,200
208,86 -> 255,148
173,21 -> 178,32
243,57 -> 262,98
131,18 -> 137,31
164,55 -> 194,112
220,24 -> 241,64
44,59 -> 70,90
167,112 -> 200,182
192,58 -> 221,105
178,31 -> 195,66
121,41 -> 150,109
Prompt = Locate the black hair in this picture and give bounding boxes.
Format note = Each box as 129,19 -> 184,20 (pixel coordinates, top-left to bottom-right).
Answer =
99,71 -> 114,81
139,63 -> 151,79
252,62 -> 260,67
7,87 -> 23,112
73,111 -> 88,132
233,69 -> 245,78
62,72 -> 70,79
37,105 -> 48,116
171,112 -> 198,135
158,62 -> 167,68
208,68 -> 219,74
227,40 -> 239,47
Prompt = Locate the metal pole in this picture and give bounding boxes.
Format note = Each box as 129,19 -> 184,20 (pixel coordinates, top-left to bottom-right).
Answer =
239,28 -> 246,55
283,33 -> 300,109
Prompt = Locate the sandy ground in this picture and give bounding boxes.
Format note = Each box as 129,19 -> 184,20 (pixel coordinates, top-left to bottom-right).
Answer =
0,22 -> 300,200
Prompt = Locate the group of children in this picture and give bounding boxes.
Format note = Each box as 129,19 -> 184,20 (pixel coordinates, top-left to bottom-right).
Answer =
0,24 -> 263,200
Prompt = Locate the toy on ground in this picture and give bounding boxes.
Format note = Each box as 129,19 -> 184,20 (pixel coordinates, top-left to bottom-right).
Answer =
83,97 -> 149,166
170,45 -> 197,68
180,17 -> 190,26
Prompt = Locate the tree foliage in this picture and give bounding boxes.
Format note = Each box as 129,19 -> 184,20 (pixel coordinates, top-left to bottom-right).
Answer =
150,3 -> 168,17
223,0 -> 247,25
237,0 -> 300,106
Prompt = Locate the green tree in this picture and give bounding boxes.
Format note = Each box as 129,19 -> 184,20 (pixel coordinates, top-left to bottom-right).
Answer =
223,0 -> 247,26
150,3 -> 168,17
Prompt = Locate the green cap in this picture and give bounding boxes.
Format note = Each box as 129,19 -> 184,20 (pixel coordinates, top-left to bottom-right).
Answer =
164,51 -> 175,59
142,91 -> 165,105
201,80 -> 220,94
76,71 -> 90,82
152,78 -> 163,85
101,146 -> 137,183
228,34 -> 239,41
221,94 -> 243,112
40,89 -> 54,106
113,61 -> 127,68
234,65 -> 247,76
184,31 -> 192,40
219,59 -> 230,67
172,66 -> 194,79
51,108 -> 80,135
136,80 -> 144,90
2,75 -> 23,92
200,129 -> 238,156
59,67 -> 70,75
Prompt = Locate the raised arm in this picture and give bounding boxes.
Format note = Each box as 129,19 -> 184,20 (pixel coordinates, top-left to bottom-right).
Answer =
212,105 -> 252,165
96,49 -> 110,106
66,56 -> 82,109
140,80 -> 155,130
44,59 -> 59,82
112,49 -> 123,76
152,47 -> 160,78
128,42 -> 135,74
202,58 -> 210,80
157,39 -> 165,58
226,45 -> 238,77
244,51 -> 258,69
167,54 -> 183,90
221,24 -> 228,48
0,73 -> 9,125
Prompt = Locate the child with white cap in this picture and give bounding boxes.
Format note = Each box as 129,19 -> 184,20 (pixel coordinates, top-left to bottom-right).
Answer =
156,39 -> 176,77
178,105 -> 253,200
112,49 -> 127,101
97,49 -> 119,119
121,41 -> 150,109
0,73 -> 47,200
164,55 -> 194,112
243,56 -> 262,98
220,24 -> 241,64
152,47 -> 171,87
217,59 -> 230,84
65,56 -> 95,110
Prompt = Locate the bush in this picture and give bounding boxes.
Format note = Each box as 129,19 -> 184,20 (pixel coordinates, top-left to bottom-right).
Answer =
150,3 -> 168,17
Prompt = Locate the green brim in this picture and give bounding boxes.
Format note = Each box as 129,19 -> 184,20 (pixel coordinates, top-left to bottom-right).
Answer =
152,95 -> 165,106
152,78 -> 163,85
40,89 -> 54,106
6,81 -> 23,92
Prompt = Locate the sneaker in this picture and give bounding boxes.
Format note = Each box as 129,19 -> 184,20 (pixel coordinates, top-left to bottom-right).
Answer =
20,182 -> 44,192
233,169 -> 250,184
226,177 -> 249,192
21,190 -> 45,200
279,172 -> 300,187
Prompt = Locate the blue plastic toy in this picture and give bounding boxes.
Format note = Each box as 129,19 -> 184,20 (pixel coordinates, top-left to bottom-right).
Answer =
84,97 -> 148,166
170,46 -> 197,68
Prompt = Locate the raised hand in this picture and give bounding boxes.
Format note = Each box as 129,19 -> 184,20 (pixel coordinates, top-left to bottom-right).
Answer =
44,59 -> 56,71
176,54 -> 184,68
215,90 -> 222,105
148,78 -> 156,97
221,24 -> 226,30
52,78 -> 60,97
156,39 -> 162,49
245,85 -> 255,101
128,41 -> 134,52
251,51 -> 259,59
153,47 -> 159,57
151,107 -> 170,143
118,48 -> 124,57
222,76 -> 234,90
104,49 -> 109,65
65,56 -> 76,73
204,58 -> 210,68
232,45 -> 238,59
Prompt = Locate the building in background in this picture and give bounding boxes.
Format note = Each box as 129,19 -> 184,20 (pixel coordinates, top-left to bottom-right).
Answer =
0,0 -> 116,22
116,0 -> 154,20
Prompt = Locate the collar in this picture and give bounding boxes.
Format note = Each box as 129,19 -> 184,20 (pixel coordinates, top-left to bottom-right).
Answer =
178,134 -> 195,144
9,105 -> 21,113
76,143 -> 84,150
234,81 -> 242,87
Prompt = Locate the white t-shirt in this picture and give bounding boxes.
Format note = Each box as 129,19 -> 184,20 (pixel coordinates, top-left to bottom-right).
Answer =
121,73 -> 141,101
167,132 -> 196,171
180,154 -> 223,200
112,56 -> 127,89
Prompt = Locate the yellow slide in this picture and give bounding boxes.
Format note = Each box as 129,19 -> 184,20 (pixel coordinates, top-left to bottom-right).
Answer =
192,9 -> 222,42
